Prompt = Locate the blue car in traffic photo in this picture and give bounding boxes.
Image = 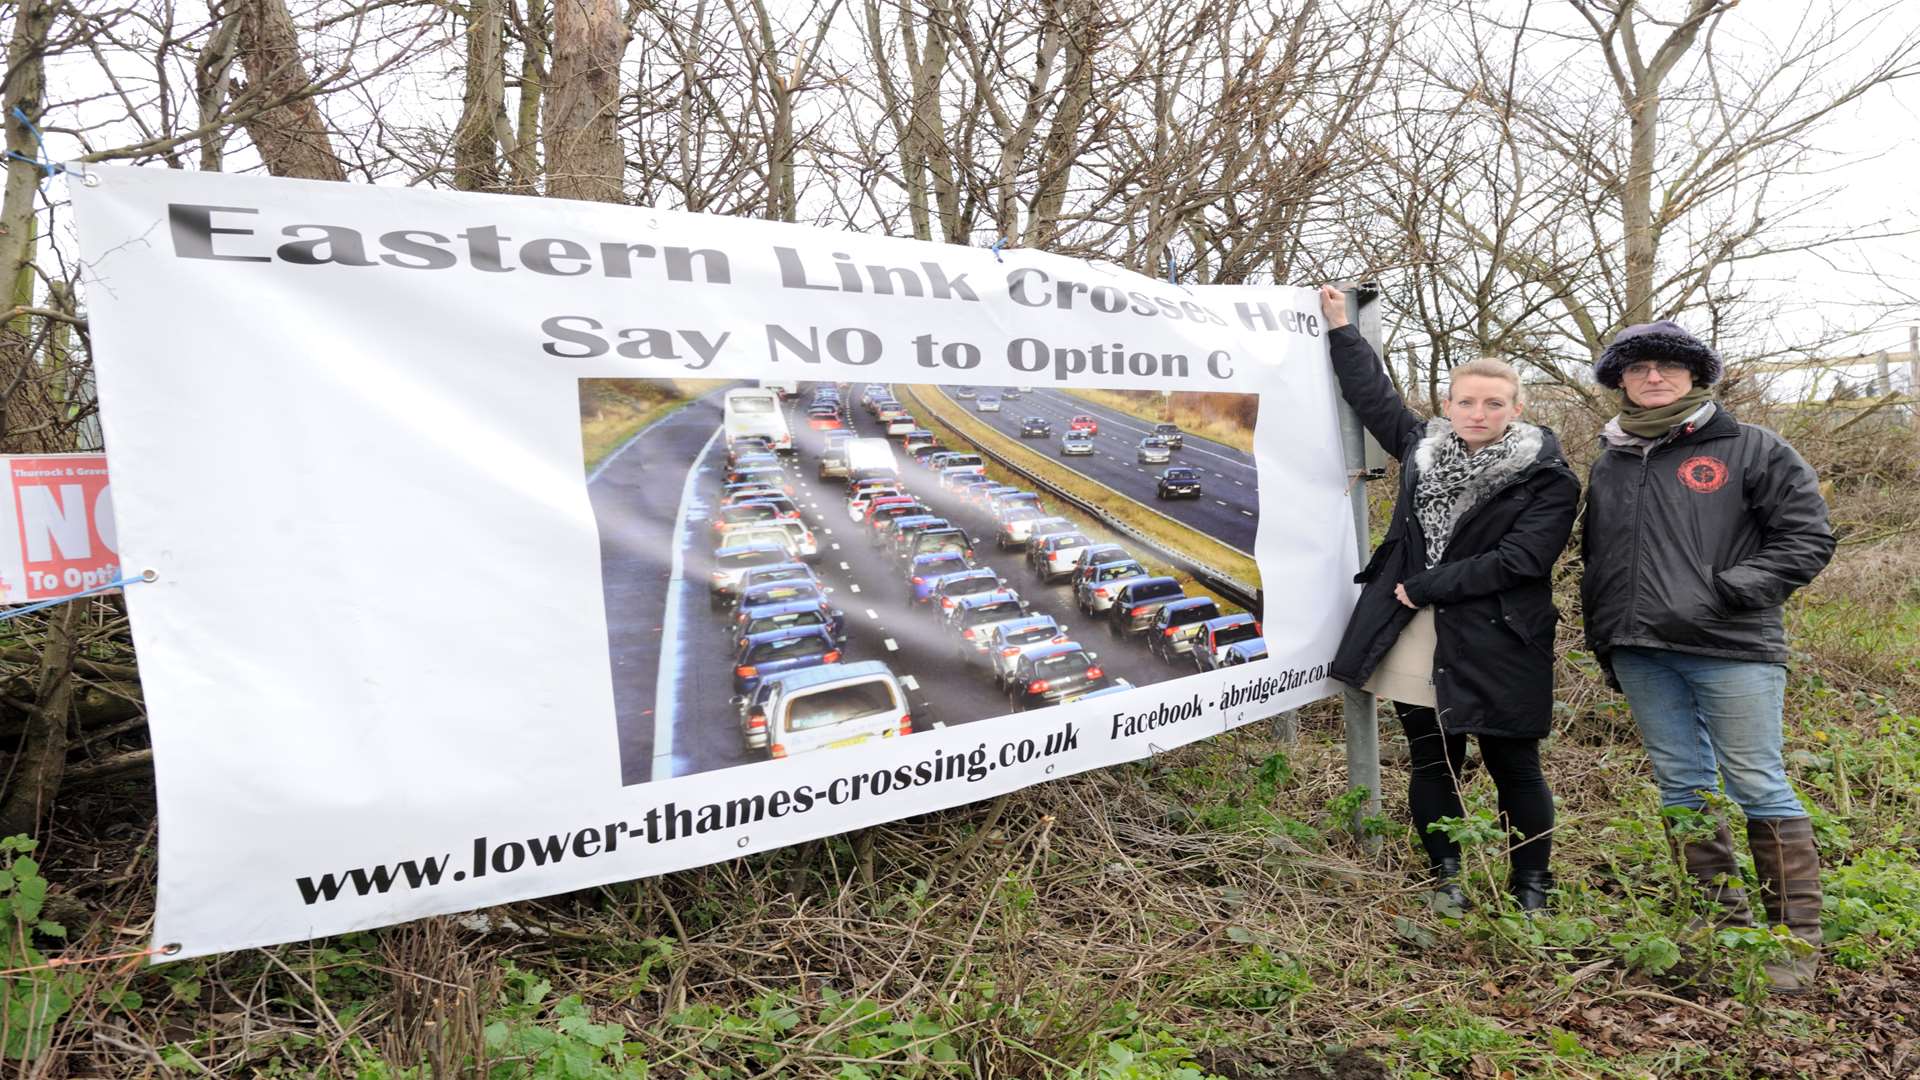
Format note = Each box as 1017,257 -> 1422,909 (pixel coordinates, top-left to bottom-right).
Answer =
733,625 -> 839,694
733,597 -> 847,645
907,551 -> 975,602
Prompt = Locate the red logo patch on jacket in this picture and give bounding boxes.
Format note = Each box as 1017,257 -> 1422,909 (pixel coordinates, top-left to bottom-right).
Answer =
1677,455 -> 1730,493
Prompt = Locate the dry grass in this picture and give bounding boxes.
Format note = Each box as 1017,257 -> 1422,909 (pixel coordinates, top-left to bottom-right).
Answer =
579,378 -> 729,470
34,677 -> 1920,1076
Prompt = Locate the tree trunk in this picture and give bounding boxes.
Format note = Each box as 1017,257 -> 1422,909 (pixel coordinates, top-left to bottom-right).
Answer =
906,0 -> 960,242
769,81 -> 795,221
0,603 -> 84,837
0,0 -> 51,311
193,13 -> 242,171
232,0 -> 348,181
991,21 -> 1063,243
455,0 -> 508,191
507,0 -> 547,192
544,0 -> 628,202
0,0 -> 67,454
743,0 -> 795,222
863,0 -> 927,238
1024,3 -> 1095,248
1608,0 -> 1722,327
1621,88 -> 1657,326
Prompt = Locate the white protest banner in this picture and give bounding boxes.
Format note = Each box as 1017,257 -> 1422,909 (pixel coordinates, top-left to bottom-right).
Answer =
69,166 -> 1358,960
0,454 -> 118,603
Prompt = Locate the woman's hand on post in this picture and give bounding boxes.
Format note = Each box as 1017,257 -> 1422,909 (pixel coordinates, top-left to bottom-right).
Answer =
1394,582 -> 1416,609
1320,284 -> 1350,330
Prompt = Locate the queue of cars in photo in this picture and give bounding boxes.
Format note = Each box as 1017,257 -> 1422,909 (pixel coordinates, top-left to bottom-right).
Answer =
706,381 -> 1266,758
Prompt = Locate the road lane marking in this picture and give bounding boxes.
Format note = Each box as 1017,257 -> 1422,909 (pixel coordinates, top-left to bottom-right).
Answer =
839,561 -> 850,570
850,583 -> 861,593
1216,499 -> 1229,506
651,424 -> 724,780
902,675 -> 920,690
884,638 -> 898,651
1241,510 -> 1254,517
866,608 -> 880,619
831,543 -> 841,550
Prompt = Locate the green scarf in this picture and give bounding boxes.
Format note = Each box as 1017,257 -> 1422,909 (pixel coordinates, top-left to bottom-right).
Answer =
1615,387 -> 1714,440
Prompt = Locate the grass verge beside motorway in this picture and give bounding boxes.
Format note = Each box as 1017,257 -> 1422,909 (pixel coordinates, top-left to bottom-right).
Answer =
898,383 -> 1261,601
1061,387 -> 1255,453
581,378 -> 730,472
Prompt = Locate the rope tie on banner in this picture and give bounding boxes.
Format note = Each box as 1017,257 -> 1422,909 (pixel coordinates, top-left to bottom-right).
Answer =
0,941 -> 181,977
0,570 -> 155,624
5,107 -> 93,187
5,107 -> 57,176
988,236 -> 1007,263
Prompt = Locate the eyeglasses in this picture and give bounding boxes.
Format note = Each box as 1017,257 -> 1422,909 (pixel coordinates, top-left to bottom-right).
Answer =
1621,360 -> 1691,380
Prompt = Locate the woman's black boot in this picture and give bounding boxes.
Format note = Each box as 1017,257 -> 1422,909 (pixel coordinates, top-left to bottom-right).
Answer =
1509,868 -> 1554,915
1429,857 -> 1471,916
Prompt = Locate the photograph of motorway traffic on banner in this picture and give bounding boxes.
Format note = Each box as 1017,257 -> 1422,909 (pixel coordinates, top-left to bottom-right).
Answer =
582,378 -> 1265,786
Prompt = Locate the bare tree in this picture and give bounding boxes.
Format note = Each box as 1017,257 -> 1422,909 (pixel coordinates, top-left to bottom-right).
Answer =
455,0 -> 509,191
1357,2 -> 1920,411
1,0 -> 377,835
544,0 -> 629,200
862,0 -> 961,241
233,0 -> 351,180
507,0 -> 547,191
1573,0 -> 1730,326
1,0 -> 54,315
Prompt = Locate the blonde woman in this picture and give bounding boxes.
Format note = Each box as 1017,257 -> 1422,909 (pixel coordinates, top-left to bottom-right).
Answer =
1320,286 -> 1579,912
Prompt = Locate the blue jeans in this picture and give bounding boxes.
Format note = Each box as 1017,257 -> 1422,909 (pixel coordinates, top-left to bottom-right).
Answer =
1610,647 -> 1805,819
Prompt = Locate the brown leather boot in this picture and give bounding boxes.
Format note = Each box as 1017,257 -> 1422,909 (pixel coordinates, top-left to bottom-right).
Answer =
1664,816 -> 1753,928
1746,816 -> 1823,994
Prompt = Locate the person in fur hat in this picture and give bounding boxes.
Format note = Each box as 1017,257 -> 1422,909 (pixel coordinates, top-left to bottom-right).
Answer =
1319,286 -> 1579,915
1583,319 -> 1835,993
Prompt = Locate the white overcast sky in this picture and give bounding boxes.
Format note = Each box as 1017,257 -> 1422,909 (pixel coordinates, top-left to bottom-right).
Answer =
1657,1 -> 1920,361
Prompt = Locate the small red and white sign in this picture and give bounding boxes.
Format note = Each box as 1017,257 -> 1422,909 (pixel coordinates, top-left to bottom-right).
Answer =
0,454 -> 118,602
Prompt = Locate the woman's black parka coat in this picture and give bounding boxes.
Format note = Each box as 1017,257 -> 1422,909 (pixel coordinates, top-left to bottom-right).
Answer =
1325,325 -> 1581,739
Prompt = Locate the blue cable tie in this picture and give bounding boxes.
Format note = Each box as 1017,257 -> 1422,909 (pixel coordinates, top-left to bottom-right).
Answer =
7,106 -> 66,179
3,150 -> 57,177
989,236 -> 1006,263
0,572 -> 150,624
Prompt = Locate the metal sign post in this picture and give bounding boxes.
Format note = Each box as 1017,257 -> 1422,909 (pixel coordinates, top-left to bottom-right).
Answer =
1339,282 -> 1385,843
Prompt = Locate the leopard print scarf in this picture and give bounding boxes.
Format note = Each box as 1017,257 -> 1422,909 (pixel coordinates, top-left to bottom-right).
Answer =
1410,420 -> 1541,568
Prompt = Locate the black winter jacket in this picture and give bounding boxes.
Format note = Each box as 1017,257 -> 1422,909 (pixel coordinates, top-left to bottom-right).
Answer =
1581,404 -> 1834,676
1325,325 -> 1581,739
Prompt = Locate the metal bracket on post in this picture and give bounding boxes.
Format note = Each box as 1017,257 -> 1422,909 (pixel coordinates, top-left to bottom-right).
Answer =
1338,282 -> 1384,847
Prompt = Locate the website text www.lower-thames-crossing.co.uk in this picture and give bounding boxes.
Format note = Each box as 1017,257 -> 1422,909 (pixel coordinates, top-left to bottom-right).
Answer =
293,720 -> 1083,906
291,666 -> 1322,907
